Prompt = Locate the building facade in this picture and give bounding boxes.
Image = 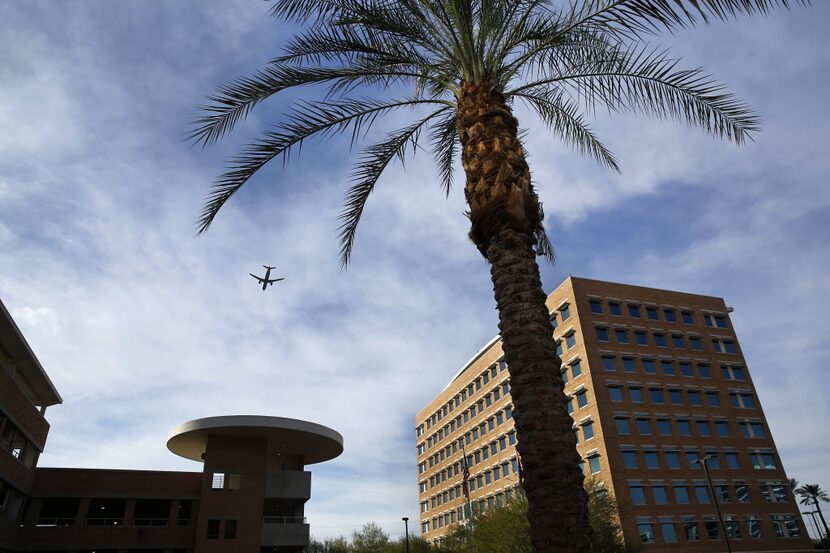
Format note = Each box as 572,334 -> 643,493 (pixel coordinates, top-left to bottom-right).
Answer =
0,298 -> 342,553
415,276 -> 812,551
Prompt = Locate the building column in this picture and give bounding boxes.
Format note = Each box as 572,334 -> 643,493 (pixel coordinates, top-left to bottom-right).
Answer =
23,497 -> 42,527
124,498 -> 136,525
169,499 -> 180,526
76,498 -> 90,525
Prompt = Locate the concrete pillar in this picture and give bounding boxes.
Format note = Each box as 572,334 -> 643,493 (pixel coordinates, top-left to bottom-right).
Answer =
124,498 -> 136,525
169,499 -> 180,527
23,497 -> 42,527
76,498 -> 90,526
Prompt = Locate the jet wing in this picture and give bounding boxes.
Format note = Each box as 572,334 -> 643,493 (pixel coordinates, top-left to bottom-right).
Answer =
250,273 -> 265,283
266,278 -> 285,284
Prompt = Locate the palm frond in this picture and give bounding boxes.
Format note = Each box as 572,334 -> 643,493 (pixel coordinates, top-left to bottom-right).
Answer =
511,46 -> 759,144
267,0 -> 350,22
563,0 -> 809,39
338,107 -> 451,266
429,111 -> 459,196
189,64 -> 442,147
514,89 -> 620,172
196,98 -> 446,234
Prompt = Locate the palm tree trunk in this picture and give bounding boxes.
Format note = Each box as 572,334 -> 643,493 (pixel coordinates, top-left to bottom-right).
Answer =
488,228 -> 592,552
457,78 -> 592,553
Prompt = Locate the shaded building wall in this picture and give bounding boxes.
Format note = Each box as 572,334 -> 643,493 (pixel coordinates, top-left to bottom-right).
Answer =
0,358 -> 50,551
18,468 -> 201,551
195,435 -> 268,552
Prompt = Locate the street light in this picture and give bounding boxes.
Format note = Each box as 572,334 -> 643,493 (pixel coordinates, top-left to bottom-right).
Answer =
805,511 -> 830,553
692,455 -> 733,553
402,516 -> 410,553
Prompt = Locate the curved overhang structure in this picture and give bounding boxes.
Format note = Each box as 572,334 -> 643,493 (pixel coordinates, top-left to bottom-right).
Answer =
167,415 -> 343,465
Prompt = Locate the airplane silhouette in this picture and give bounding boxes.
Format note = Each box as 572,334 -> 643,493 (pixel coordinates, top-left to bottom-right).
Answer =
249,266 -> 284,291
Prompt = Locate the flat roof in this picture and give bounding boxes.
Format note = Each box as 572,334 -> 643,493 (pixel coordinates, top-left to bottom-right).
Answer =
167,415 -> 343,465
0,298 -> 62,407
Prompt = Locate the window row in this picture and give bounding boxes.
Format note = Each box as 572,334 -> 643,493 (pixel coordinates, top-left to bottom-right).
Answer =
613,417 -> 767,446
421,379 -> 511,452
32,497 -> 193,527
425,486 -> 520,532
424,457 -> 521,512
600,356 -> 748,383
620,445 -> 779,471
425,406 -> 514,466
554,330 -> 578,356
628,479 -> 792,507
607,385 -> 756,410
422,358 -> 508,432
595,326 -> 734,353
636,513 -> 800,545
589,300 -> 697,325
210,472 -> 241,490
587,299 -> 730,328
206,518 -> 237,540
566,388 -> 590,414
423,414 -> 514,485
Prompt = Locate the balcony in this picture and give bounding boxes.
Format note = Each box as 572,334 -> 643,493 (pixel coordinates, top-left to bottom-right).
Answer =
265,471 -> 311,500
261,516 -> 310,547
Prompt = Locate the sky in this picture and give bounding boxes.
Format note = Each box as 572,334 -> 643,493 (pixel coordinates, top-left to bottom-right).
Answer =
1,0 -> 829,542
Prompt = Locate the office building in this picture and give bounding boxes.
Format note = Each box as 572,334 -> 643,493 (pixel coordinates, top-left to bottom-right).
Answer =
415,276 -> 811,551
0,298 -> 342,552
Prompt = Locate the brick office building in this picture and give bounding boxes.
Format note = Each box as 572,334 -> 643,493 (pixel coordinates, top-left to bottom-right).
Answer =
415,276 -> 812,551
0,298 -> 342,553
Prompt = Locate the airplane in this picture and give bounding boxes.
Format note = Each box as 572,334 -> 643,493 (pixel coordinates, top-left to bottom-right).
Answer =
249,266 -> 284,291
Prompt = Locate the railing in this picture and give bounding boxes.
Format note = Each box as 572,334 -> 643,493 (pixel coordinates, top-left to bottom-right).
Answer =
85,517 -> 124,526
35,517 -> 185,528
133,518 -> 170,526
263,516 -> 307,524
35,518 -> 75,527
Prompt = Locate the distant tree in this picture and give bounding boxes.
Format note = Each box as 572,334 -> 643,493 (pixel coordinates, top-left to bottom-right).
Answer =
795,484 -> 830,541
464,494 -> 533,553
382,535 -> 431,553
789,478 -> 799,500
306,536 -> 351,553
434,521 -> 473,552
585,478 -> 636,553
434,483 -> 630,552
352,522 -> 390,553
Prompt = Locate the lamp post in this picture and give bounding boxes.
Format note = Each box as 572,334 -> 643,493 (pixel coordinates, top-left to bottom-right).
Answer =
806,511 -> 830,553
692,455 -> 733,553
402,516 -> 410,553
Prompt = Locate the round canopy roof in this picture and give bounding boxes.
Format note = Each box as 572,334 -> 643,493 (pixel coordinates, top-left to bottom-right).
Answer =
167,415 -> 343,465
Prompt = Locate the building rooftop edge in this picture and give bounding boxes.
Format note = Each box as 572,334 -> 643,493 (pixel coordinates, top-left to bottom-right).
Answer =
440,334 -> 501,393
425,275 -> 729,416
0,298 -> 63,407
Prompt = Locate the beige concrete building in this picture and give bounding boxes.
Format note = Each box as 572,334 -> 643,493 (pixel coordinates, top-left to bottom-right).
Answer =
415,276 -> 812,551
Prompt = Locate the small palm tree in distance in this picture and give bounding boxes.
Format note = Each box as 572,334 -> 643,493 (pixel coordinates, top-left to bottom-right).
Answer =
796,483 -> 830,542
193,0 -> 809,550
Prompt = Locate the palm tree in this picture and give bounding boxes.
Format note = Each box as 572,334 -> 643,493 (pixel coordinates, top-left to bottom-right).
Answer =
192,1 -> 806,550
796,483 -> 830,541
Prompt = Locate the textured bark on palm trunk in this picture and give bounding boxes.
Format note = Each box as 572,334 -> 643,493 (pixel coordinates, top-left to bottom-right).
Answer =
457,79 -> 592,552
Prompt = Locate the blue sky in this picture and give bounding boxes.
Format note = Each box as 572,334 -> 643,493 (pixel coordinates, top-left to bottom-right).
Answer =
1,0 -> 828,541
